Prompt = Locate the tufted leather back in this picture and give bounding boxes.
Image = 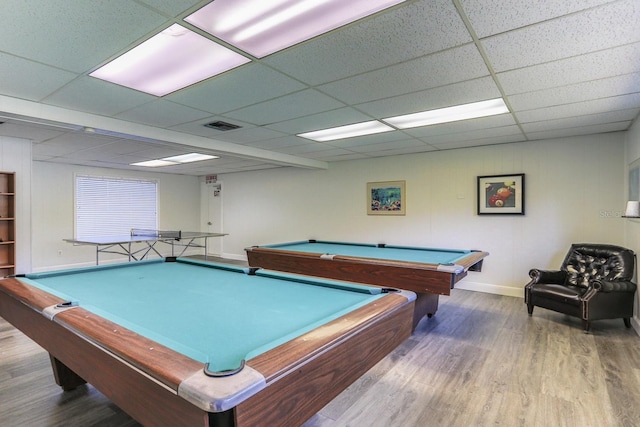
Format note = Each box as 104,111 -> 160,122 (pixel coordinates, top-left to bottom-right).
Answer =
561,244 -> 635,288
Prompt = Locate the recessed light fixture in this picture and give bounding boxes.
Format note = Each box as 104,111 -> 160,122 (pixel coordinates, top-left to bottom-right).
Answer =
90,24 -> 250,96
131,153 -> 219,167
162,153 -> 219,163
383,98 -> 509,129
185,0 -> 406,58
297,120 -> 395,142
131,159 -> 178,168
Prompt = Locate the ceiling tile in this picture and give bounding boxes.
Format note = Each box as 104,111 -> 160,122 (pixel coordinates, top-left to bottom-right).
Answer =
167,63 -> 306,114
0,122 -> 67,143
115,100 -> 210,127
324,130 -> 409,149
265,107 -> 373,134
78,140 -> 159,156
138,0 -> 201,16
428,134 -> 526,150
508,72 -> 640,111
366,145 -> 438,157
263,0 -> 471,85
303,148 -> 358,158
497,42 -> 640,95
318,44 -> 489,104
340,137 -> 428,153
516,93 -> 640,124
0,53 -> 77,101
356,76 -> 501,118
402,114 -> 517,139
44,76 -> 156,116
303,151 -> 370,162
482,0 -> 640,72
460,0 -> 614,38
526,121 -> 631,140
420,124 -> 524,145
223,90 -> 346,126
32,134 -> 114,156
521,109 -> 639,133
0,0 -> 169,72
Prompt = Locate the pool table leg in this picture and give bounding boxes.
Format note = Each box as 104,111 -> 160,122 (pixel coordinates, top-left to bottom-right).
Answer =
50,355 -> 87,391
412,293 -> 440,330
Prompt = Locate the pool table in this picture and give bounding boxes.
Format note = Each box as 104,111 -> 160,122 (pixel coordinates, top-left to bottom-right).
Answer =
245,240 -> 489,329
0,257 -> 415,427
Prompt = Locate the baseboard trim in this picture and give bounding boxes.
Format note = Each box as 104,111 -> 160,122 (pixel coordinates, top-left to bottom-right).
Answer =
455,280 -> 524,298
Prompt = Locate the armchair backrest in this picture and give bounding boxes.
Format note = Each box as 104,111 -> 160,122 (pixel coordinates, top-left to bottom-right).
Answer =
561,243 -> 635,288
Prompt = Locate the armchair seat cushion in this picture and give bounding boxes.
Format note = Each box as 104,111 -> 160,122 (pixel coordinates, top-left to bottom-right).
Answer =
529,283 -> 585,306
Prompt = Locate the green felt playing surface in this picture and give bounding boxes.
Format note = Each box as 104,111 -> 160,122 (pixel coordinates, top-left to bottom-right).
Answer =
263,240 -> 471,264
24,259 -> 384,372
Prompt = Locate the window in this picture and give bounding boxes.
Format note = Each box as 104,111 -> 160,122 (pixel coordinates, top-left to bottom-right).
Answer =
75,175 -> 158,238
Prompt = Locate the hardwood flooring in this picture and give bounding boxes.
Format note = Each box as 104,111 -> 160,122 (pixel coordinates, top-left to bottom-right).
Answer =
2,282 -> 640,426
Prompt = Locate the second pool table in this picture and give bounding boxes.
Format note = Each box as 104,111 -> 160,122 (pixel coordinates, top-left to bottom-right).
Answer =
0,257 -> 414,426
245,240 -> 489,329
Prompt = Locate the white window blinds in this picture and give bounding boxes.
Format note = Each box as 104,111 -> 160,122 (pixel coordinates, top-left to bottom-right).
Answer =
75,175 -> 158,238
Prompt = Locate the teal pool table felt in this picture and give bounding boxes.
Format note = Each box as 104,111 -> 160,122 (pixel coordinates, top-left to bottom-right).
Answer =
24,258 -> 385,372
263,240 -> 472,264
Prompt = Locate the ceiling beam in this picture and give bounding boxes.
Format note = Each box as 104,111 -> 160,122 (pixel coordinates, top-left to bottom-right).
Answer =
0,95 -> 329,170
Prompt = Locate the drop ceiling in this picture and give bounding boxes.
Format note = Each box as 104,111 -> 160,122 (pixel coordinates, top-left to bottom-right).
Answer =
0,0 -> 638,176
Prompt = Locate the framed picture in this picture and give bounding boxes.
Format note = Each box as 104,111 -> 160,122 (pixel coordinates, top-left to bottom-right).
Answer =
367,181 -> 405,215
477,174 -> 525,215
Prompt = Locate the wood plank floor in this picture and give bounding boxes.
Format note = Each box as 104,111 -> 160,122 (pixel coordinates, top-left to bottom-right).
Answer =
2,283 -> 640,426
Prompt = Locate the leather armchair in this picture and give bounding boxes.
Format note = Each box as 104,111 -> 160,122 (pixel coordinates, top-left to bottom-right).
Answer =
524,243 -> 636,332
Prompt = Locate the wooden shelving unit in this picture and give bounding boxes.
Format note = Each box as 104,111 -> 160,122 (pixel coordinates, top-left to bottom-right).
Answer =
0,172 -> 15,277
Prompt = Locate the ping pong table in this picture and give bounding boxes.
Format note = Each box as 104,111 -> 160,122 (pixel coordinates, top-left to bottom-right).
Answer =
64,229 -> 227,265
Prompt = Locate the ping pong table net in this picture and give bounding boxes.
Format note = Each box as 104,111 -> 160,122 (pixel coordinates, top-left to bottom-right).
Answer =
130,229 -> 182,239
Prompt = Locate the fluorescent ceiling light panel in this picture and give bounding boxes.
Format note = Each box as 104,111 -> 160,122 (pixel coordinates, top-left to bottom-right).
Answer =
383,99 -> 510,129
185,0 -> 406,58
90,24 -> 250,96
298,120 -> 394,142
132,153 -> 219,167
162,153 -> 219,163
131,159 -> 178,167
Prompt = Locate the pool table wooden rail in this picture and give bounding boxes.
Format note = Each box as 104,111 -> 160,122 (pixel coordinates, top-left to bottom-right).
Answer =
245,245 -> 489,331
0,275 -> 414,427
246,246 -> 488,295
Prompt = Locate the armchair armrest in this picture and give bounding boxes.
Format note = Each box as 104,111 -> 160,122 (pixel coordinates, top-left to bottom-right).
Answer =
592,279 -> 637,293
528,269 -> 566,284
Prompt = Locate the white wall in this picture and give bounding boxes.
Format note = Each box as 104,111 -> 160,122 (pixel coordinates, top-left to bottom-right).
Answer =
624,119 -> 640,330
0,136 -> 31,274
32,161 -> 201,271
216,132 -> 626,297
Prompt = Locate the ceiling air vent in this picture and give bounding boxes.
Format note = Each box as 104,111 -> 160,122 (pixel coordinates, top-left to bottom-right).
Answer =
204,121 -> 241,131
